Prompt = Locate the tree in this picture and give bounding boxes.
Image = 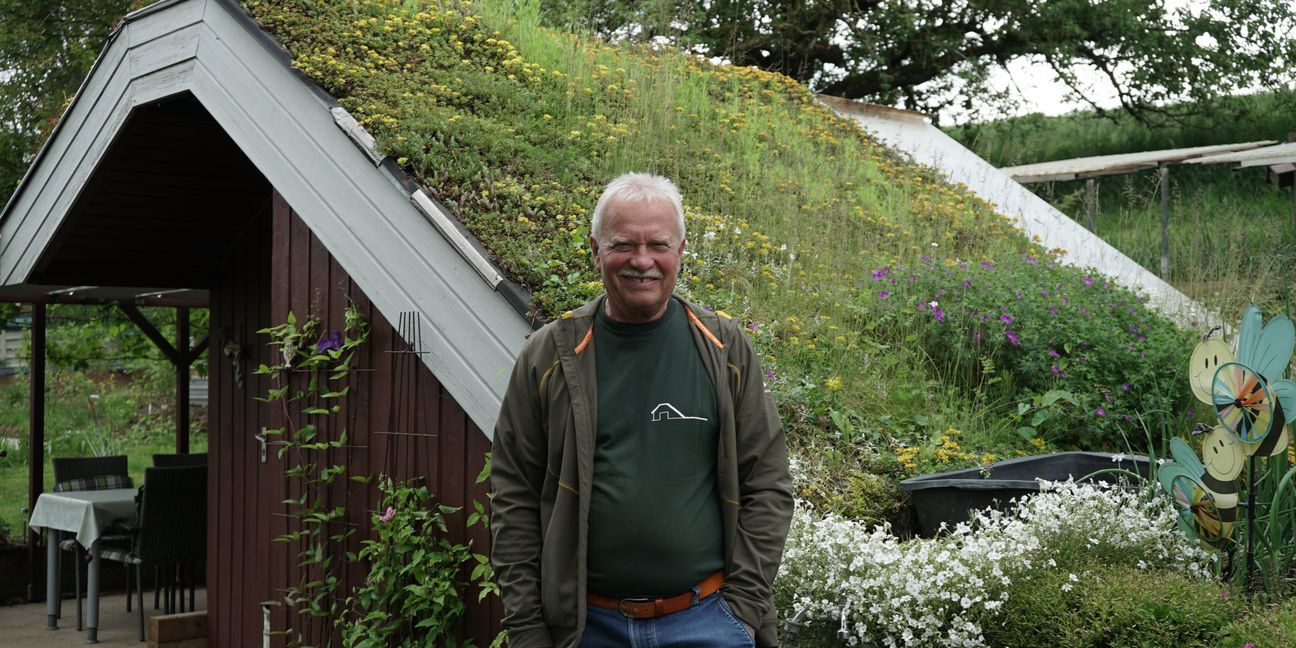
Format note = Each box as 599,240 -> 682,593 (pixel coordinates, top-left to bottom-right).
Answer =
543,0 -> 1296,124
0,1 -> 134,204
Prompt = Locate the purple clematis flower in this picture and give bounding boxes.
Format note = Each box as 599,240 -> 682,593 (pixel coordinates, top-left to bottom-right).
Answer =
317,330 -> 343,354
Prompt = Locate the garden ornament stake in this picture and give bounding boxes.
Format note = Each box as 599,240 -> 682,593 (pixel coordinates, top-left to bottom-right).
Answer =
1162,304 -> 1296,593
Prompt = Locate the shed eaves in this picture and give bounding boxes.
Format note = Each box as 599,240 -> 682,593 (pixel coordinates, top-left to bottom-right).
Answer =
999,141 -> 1275,183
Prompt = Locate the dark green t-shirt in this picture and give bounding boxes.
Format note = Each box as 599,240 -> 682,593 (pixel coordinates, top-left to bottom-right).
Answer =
586,298 -> 724,598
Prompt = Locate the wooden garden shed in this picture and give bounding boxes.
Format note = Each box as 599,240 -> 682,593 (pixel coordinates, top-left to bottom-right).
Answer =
0,0 -> 531,643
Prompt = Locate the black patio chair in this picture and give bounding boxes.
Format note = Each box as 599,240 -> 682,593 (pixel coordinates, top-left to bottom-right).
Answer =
51,454 -> 134,631
148,452 -> 208,609
151,452 -> 207,468
101,465 -> 207,641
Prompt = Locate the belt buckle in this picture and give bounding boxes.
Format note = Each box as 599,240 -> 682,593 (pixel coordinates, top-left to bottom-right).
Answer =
617,596 -> 655,618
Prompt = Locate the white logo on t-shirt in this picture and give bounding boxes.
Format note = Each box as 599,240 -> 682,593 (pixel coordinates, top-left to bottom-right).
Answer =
649,403 -> 709,422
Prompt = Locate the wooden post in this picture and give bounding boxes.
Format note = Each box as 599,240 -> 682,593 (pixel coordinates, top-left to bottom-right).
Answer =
27,303 -> 45,601
1159,165 -> 1171,280
176,307 -> 189,454
1085,178 -> 1097,232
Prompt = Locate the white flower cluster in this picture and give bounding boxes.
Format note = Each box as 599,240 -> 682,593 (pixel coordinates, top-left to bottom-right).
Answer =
775,480 -> 1213,647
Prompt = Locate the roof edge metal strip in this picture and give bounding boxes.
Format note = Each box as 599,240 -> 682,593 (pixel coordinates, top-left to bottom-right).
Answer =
410,190 -> 504,288
330,106 -> 384,166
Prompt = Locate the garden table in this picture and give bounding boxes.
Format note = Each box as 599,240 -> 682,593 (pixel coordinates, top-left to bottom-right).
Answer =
28,488 -> 137,644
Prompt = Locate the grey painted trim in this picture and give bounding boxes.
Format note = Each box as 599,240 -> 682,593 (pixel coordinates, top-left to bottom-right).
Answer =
410,190 -> 505,288
330,107 -> 384,166
0,0 -> 529,435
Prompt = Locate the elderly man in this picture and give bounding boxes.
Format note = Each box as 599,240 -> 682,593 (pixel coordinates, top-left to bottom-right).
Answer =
491,172 -> 793,647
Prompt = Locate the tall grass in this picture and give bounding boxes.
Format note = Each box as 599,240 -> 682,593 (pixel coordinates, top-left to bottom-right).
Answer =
948,92 -> 1296,320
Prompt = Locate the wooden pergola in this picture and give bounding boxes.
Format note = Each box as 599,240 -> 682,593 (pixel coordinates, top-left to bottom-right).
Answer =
0,285 -> 207,599
999,140 -> 1296,279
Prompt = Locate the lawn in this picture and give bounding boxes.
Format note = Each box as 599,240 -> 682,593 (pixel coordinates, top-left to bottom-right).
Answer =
0,369 -> 207,542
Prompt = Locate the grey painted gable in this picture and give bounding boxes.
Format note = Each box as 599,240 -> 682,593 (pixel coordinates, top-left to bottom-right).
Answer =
0,0 -> 529,435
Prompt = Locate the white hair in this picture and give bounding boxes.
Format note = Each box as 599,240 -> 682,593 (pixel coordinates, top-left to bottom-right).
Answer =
590,172 -> 685,243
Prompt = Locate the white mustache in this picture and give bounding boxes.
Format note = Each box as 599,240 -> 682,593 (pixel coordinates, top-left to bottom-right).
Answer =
619,270 -> 663,280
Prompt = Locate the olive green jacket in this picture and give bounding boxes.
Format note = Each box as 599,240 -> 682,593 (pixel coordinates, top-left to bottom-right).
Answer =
490,296 -> 793,647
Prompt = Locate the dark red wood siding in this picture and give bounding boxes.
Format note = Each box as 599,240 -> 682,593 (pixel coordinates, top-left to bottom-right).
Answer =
208,191 -> 501,647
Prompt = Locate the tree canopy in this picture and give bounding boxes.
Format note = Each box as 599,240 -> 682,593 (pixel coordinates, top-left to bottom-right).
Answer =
0,1 -> 134,202
544,0 -> 1296,123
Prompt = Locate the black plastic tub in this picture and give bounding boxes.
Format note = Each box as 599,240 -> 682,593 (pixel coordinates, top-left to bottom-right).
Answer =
899,451 -> 1150,537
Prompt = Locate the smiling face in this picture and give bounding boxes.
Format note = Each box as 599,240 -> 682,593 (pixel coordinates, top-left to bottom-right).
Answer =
1201,426 -> 1245,481
1190,340 -> 1233,404
590,198 -> 685,323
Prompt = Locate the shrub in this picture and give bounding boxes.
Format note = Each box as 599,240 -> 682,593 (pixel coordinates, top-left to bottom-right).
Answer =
982,564 -> 1243,648
775,481 -> 1212,647
865,253 -> 1196,449
1219,597 -> 1296,648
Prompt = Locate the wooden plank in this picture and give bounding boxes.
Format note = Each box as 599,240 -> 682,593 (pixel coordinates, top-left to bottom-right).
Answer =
27,303 -> 45,599
148,611 -> 207,642
251,204 -> 274,648
267,192 -> 291,648
176,306 -> 190,453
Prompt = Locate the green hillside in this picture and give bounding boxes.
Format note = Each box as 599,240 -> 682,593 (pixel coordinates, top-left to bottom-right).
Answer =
246,0 -> 1196,525
947,93 -> 1296,317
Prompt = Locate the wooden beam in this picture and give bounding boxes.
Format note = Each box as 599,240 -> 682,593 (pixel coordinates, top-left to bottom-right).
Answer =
1085,178 -> 1097,232
1159,165 -> 1171,280
176,307 -> 189,454
186,333 -> 209,365
119,304 -> 180,364
27,303 -> 45,601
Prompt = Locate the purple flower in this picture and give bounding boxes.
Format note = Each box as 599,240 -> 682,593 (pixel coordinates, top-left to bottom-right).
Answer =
1041,289 -> 1050,298
1026,255 -> 1037,264
1063,297 -> 1070,305
962,279 -> 972,288
908,274 -> 917,284
932,307 -> 946,322
766,370 -> 777,381
959,262 -> 968,270
1129,326 -> 1140,334
1048,306 -> 1058,316
1094,406 -> 1106,417
746,323 -> 759,332
316,330 -> 343,354
379,506 -> 396,523
1048,348 -> 1060,359
1005,330 -> 1020,346
1083,276 -> 1093,286
1122,383 -> 1130,392
871,267 -> 890,280
879,290 -> 890,300
973,330 -> 983,342
999,313 -> 1013,325
1051,364 -> 1061,376
980,261 -> 994,269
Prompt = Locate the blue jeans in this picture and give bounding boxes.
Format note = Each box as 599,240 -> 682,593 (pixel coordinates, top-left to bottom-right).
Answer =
580,591 -> 755,648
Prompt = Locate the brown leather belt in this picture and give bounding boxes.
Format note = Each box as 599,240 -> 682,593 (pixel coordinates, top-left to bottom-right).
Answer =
586,571 -> 725,619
